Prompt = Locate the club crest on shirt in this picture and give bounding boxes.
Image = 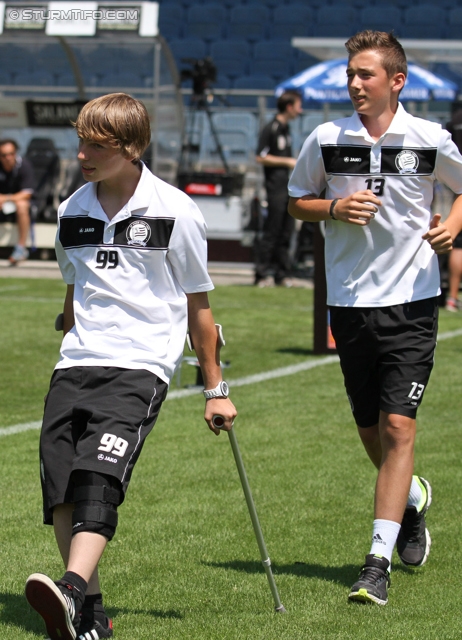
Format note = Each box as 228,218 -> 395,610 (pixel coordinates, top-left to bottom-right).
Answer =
395,150 -> 419,174
126,220 -> 152,246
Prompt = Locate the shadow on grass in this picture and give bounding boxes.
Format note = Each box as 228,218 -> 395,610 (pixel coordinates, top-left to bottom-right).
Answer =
0,591 -> 182,637
204,560 -> 410,588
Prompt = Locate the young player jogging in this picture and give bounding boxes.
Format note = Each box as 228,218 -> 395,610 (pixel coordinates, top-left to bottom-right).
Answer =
288,31 -> 462,605
24,93 -> 236,639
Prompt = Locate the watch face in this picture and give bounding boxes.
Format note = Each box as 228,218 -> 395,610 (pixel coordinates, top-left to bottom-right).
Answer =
221,381 -> 229,397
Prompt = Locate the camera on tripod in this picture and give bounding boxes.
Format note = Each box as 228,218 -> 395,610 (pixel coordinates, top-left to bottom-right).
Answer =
180,57 -> 217,97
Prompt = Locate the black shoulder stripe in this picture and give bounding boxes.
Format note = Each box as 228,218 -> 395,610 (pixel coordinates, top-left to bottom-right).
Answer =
380,147 -> 437,175
59,217 -> 105,248
59,216 -> 175,250
321,145 -> 371,174
114,217 -> 175,249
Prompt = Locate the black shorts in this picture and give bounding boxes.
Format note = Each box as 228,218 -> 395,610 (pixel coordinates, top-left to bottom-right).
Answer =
40,366 -> 168,525
329,298 -> 438,428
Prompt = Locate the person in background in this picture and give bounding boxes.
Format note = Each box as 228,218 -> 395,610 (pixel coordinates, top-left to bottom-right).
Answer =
0,138 -> 34,265
255,91 -> 302,287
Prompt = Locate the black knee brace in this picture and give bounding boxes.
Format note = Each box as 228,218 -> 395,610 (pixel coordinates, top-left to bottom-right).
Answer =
72,471 -> 122,541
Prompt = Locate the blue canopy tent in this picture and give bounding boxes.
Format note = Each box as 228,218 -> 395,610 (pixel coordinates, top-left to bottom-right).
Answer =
275,58 -> 458,103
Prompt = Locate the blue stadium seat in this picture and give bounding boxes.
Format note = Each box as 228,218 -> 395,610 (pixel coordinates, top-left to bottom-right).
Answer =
292,51 -> 323,75
227,4 -> 270,41
246,0 -> 280,7
100,72 -> 144,89
158,3 -> 184,39
186,3 -> 227,41
116,50 -> 152,76
252,40 -> 296,80
14,70 -> 55,86
212,111 -> 258,142
200,129 -> 254,166
370,0 -> 412,6
82,46 -> 118,75
213,73 -> 233,89
37,44 -> 72,75
56,73 -> 76,87
231,74 -> 275,107
210,40 -> 251,78
315,4 -> 357,38
269,4 -> 314,39
360,6 -> 403,33
168,38 -> 207,67
3,45 -> 35,72
401,4 -> 446,39
446,7 -> 462,38
0,71 -> 13,86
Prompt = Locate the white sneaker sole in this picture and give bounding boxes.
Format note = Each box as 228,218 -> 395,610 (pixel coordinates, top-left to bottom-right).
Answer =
25,573 -> 77,640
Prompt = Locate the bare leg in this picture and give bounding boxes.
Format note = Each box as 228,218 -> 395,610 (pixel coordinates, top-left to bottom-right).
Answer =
448,248 -> 462,301
53,503 -> 105,594
357,423 -> 381,469
15,200 -> 30,247
358,412 -> 415,522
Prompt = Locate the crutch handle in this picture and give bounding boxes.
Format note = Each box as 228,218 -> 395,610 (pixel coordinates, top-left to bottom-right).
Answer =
212,414 -> 225,429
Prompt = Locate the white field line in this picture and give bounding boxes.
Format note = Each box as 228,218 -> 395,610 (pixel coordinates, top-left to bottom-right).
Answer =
2,327 -> 462,438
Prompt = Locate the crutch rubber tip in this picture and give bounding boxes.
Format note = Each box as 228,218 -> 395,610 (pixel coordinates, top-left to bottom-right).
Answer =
275,604 -> 287,613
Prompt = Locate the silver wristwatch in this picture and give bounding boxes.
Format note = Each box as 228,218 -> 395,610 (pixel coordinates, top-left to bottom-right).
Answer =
203,381 -> 229,399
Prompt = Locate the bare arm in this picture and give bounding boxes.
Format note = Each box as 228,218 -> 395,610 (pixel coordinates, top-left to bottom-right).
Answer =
423,194 -> 462,254
0,190 -> 31,206
288,189 -> 381,225
187,292 -> 237,435
256,153 -> 296,170
63,284 -> 75,335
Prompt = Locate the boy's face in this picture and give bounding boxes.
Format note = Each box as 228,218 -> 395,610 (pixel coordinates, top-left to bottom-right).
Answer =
347,50 -> 405,119
77,138 -> 132,183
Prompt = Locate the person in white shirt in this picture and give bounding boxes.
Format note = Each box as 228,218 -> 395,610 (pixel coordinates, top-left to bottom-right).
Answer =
24,93 -> 236,640
288,31 -> 462,606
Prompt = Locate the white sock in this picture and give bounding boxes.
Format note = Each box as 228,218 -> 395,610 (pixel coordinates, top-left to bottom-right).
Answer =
407,475 -> 425,510
369,519 -> 401,566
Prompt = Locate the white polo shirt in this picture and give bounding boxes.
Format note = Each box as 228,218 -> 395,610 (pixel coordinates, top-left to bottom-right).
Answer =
289,103 -> 462,307
55,163 -> 213,384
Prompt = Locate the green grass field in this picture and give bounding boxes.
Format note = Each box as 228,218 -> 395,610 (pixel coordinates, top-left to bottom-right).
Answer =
1,277 -> 462,639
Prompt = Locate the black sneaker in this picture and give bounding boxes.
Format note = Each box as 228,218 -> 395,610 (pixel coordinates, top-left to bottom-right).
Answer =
397,476 -> 432,567
25,573 -> 83,640
78,619 -> 113,640
78,602 -> 113,639
348,554 -> 391,605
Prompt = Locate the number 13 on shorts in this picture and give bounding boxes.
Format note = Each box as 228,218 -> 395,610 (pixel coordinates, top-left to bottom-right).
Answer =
408,381 -> 425,401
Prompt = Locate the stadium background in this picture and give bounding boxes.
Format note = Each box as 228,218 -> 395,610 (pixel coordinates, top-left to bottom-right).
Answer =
0,0 -> 460,244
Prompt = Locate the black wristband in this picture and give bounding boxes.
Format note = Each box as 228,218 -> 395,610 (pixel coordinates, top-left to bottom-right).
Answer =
329,198 -> 339,220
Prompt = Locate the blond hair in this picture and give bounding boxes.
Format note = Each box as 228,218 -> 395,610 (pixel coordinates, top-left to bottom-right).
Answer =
75,93 -> 151,162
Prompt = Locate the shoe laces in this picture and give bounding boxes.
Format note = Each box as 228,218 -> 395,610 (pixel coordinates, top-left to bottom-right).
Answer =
400,506 -> 423,542
358,563 -> 390,587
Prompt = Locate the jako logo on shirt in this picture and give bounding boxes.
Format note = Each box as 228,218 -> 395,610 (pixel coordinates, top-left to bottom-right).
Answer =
126,220 -> 151,246
395,150 -> 419,174
79,227 -> 95,233
344,157 -> 362,162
